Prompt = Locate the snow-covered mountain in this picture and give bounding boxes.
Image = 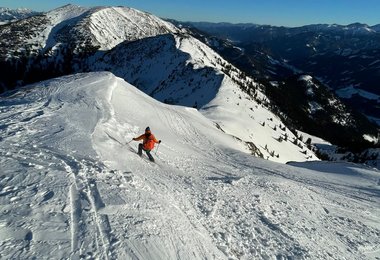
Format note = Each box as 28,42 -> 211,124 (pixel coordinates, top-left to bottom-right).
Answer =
179,21 -> 380,162
0,4 -> 377,164
183,21 -> 380,40
89,33 -> 321,162
372,24 -> 380,32
0,7 -> 39,24
0,4 -> 320,163
0,4 -> 178,59
182,21 -> 380,127
1,72 -> 379,259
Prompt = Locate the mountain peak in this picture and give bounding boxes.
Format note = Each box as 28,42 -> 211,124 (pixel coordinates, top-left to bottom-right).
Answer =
346,22 -> 369,27
77,6 -> 179,50
51,3 -> 83,11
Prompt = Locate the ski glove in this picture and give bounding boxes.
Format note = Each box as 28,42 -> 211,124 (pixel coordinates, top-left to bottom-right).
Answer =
159,140 -> 161,143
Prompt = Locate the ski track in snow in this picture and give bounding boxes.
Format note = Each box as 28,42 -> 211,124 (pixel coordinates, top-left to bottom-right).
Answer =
92,76 -> 227,259
0,74 -> 117,259
0,72 -> 379,259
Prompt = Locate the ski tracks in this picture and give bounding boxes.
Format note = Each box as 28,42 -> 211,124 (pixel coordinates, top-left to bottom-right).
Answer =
49,152 -> 115,260
91,83 -> 229,258
0,76 -> 120,259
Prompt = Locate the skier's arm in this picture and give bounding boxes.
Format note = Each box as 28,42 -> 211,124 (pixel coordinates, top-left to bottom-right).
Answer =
153,135 -> 161,143
133,134 -> 145,141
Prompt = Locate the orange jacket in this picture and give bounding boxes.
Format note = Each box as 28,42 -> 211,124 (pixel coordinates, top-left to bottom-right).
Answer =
134,133 -> 159,150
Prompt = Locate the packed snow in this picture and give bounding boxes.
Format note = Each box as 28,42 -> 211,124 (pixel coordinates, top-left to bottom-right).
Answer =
1,72 -> 379,259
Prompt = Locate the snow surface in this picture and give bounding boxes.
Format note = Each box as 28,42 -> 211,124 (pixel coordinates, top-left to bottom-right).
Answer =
91,32 -> 317,163
364,134 -> 379,144
1,72 -> 379,259
40,5 -> 90,50
87,7 -> 178,50
298,75 -> 318,97
1,5 -> 178,58
296,130 -> 339,160
1,3 -> 318,163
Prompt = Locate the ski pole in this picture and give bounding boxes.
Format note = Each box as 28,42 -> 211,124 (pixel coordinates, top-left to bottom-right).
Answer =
126,139 -> 133,145
155,142 -> 160,155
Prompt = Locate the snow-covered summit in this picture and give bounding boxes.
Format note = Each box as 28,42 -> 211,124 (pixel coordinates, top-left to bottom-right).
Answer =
45,4 -> 89,24
85,6 -> 179,50
0,4 -> 179,58
44,4 -> 180,51
1,72 -> 379,259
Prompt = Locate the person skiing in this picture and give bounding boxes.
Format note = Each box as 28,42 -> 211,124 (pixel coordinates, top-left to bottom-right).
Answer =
132,127 -> 161,162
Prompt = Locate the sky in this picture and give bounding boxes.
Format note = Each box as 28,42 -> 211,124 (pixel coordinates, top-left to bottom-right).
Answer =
1,0 -> 379,27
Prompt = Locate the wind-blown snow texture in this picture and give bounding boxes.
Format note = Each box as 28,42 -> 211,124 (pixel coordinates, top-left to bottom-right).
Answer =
1,73 -> 379,259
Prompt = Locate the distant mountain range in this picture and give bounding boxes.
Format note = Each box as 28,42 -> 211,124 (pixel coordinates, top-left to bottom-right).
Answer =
173,21 -> 380,127
0,5 -> 378,165
180,21 -> 380,38
0,7 -> 40,24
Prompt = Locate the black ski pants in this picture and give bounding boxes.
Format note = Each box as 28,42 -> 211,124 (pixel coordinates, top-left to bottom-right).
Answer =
138,143 -> 154,162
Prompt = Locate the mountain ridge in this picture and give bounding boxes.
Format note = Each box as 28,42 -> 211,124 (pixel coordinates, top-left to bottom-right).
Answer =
0,5 -> 319,163
176,20 -> 380,33
0,5 -> 378,165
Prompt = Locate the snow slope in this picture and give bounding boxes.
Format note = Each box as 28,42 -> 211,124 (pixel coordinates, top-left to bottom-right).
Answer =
0,4 -> 178,58
0,4 -> 179,64
92,33 -> 318,163
86,6 -> 178,50
1,72 -> 379,259
0,4 -> 319,163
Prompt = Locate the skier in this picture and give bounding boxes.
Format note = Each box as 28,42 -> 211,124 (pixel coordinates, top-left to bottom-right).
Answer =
132,127 -> 161,162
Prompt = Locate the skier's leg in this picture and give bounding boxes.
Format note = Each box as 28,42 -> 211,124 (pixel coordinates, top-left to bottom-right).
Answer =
146,150 -> 154,162
138,144 -> 143,156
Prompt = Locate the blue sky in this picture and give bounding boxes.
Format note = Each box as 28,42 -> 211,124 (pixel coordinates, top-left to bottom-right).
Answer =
1,0 -> 379,27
